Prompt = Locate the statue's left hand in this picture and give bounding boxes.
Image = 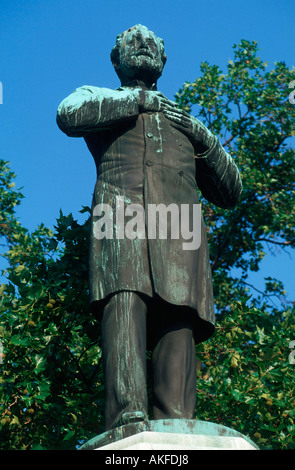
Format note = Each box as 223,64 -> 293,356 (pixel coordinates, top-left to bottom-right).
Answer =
162,106 -> 211,148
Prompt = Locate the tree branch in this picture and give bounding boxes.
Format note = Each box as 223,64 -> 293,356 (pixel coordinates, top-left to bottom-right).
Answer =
222,109 -> 250,148
239,280 -> 287,307
257,237 -> 292,246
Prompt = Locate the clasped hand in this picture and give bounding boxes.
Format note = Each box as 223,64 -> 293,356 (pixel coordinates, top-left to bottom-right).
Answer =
134,89 -> 211,149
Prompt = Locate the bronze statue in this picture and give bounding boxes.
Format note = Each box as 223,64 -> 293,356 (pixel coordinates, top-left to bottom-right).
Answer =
57,24 -> 242,430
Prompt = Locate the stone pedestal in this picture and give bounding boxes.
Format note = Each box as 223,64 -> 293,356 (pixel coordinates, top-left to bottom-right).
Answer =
79,419 -> 258,450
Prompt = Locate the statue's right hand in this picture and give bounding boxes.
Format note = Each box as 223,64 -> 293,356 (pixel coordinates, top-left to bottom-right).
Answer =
134,90 -> 178,113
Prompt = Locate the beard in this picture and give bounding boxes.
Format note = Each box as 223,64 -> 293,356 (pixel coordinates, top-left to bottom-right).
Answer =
119,54 -> 164,84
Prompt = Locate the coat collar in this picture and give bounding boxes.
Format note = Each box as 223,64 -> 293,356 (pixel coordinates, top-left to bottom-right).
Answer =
118,79 -> 157,91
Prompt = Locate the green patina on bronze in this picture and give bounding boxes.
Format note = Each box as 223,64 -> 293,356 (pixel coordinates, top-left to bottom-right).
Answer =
57,24 -> 242,431
111,24 -> 167,88
79,419 -> 259,450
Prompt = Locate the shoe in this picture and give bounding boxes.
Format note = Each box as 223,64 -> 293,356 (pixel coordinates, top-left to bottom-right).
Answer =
121,411 -> 146,425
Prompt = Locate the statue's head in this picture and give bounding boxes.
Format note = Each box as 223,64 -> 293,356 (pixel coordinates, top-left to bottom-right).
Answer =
111,24 -> 167,86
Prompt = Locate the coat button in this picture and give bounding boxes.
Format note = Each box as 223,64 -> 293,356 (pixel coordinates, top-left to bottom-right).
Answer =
147,132 -> 153,138
178,170 -> 184,176
146,160 -> 153,166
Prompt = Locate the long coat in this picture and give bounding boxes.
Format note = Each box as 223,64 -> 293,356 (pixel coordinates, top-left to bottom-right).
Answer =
57,85 -> 242,344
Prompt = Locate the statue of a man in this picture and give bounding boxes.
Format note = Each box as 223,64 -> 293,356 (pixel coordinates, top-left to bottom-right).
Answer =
57,24 -> 242,430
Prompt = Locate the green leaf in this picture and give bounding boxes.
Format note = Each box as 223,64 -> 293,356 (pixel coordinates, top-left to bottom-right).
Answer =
63,429 -> 76,441
33,354 -> 46,374
231,389 -> 243,401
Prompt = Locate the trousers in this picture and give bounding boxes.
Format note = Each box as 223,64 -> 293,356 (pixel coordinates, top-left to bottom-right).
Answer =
101,291 -> 197,430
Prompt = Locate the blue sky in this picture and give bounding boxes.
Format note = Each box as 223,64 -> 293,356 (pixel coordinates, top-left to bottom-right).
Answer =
0,0 -> 294,303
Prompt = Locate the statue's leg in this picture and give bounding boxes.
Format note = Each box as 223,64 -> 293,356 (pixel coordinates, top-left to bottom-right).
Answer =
151,311 -> 196,420
101,291 -> 148,430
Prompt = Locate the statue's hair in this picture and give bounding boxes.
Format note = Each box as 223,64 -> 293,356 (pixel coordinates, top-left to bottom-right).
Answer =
110,24 -> 167,73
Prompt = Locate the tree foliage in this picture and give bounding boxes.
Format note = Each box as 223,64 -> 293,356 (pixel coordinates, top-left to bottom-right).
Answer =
175,39 -> 295,449
0,162 -> 104,449
0,40 -> 294,450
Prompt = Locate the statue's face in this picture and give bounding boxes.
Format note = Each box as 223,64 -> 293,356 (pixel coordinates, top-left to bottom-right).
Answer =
119,26 -> 164,82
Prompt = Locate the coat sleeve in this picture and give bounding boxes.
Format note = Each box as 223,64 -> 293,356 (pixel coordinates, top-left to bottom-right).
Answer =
194,136 -> 243,209
56,86 -> 139,137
